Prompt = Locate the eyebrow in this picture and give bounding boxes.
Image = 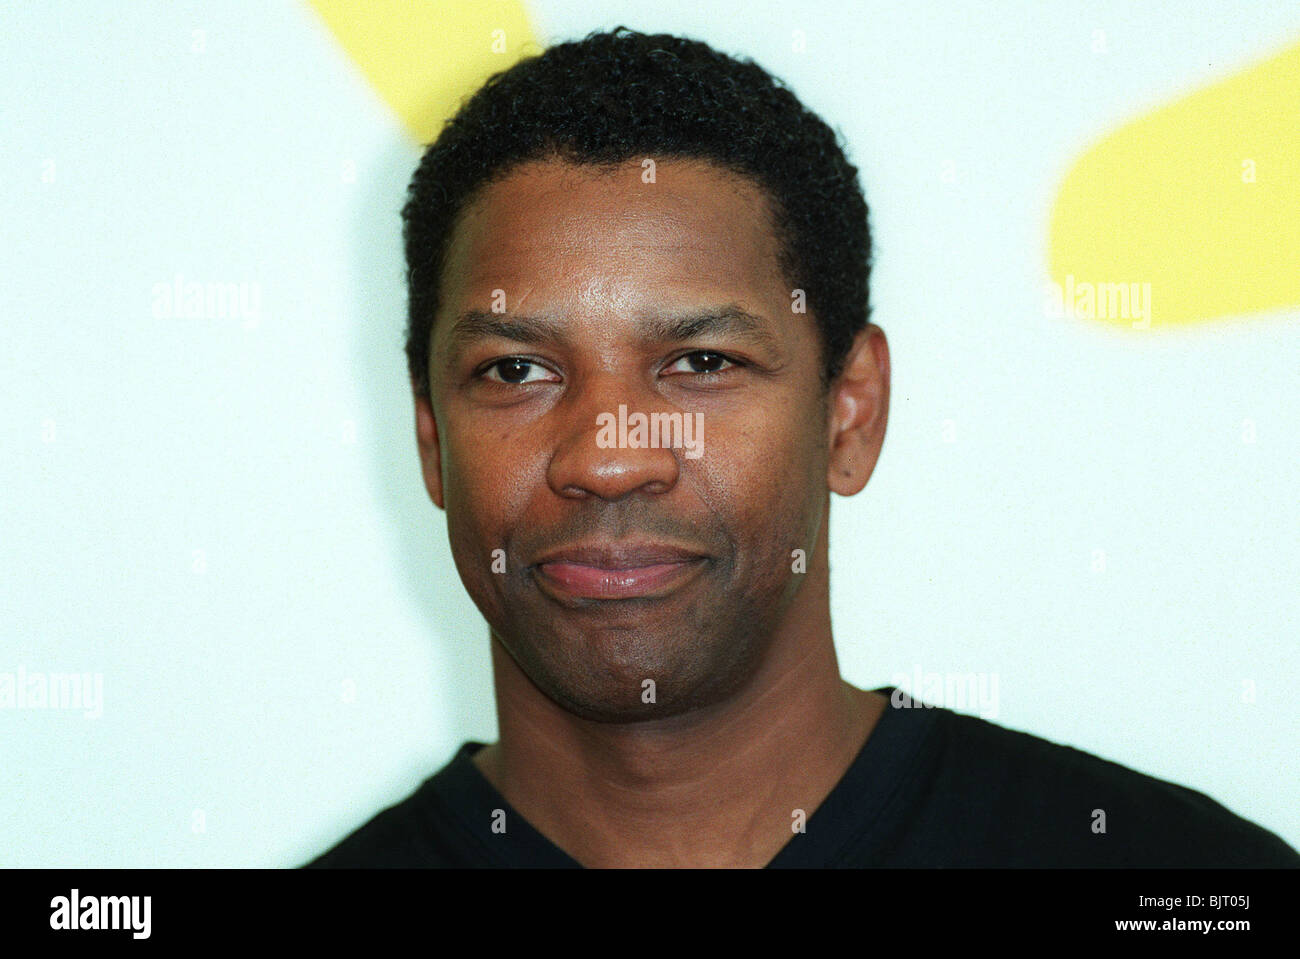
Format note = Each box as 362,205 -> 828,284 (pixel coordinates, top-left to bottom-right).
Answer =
443,304 -> 781,356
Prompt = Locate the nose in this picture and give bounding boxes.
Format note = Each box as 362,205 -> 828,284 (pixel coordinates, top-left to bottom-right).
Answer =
547,377 -> 683,501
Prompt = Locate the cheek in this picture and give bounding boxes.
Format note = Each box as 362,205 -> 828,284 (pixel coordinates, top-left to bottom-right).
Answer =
439,426 -> 540,625
695,406 -> 827,566
440,422 -> 527,554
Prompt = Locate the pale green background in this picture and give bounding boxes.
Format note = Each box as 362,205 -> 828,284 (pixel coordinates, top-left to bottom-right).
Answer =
1,0 -> 1296,865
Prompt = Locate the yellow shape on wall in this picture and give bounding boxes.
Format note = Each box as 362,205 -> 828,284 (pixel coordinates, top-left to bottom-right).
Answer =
308,0 -> 540,144
1048,40 -> 1300,328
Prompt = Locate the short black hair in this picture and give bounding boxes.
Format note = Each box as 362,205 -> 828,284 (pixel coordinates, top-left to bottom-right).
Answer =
402,26 -> 871,400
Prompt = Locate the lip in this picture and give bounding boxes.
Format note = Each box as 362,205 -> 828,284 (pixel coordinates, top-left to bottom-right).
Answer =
532,541 -> 708,601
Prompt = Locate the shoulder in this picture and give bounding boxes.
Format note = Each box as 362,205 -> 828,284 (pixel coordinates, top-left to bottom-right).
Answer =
919,706 -> 1298,867
301,778 -> 445,868
300,743 -> 486,869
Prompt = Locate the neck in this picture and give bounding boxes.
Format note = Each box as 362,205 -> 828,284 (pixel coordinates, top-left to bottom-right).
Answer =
471,561 -> 885,868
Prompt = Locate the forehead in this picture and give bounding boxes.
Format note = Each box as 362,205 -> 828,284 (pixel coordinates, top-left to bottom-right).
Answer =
434,157 -> 789,325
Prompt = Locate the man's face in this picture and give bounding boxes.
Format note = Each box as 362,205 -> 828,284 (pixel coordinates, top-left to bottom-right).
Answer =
417,157 -> 840,723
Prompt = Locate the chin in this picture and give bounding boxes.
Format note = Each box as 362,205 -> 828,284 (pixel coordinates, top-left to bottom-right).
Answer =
507,624 -> 763,726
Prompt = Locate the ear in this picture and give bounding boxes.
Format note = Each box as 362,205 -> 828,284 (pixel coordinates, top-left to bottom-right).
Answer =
826,324 -> 890,496
413,382 -> 445,510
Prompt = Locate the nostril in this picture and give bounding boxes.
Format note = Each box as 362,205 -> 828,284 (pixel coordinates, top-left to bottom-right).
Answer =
547,418 -> 684,502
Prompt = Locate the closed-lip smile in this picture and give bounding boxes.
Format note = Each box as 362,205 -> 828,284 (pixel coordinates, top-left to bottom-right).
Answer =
531,541 -> 709,601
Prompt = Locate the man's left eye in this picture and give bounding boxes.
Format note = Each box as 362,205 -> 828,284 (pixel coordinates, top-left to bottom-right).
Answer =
664,351 -> 737,375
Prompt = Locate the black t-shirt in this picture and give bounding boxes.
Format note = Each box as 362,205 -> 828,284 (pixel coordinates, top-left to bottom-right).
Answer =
304,688 -> 1298,868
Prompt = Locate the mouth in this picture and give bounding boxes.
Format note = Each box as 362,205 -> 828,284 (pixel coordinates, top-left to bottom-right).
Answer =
531,542 -> 709,602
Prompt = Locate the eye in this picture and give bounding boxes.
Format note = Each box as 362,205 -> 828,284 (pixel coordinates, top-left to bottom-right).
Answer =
480,357 -> 559,385
664,350 -> 739,375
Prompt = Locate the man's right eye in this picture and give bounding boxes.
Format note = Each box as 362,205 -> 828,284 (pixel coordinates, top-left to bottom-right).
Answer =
480,358 -> 559,385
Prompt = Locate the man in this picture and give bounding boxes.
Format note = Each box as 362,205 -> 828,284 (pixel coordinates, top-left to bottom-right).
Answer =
307,28 -> 1296,868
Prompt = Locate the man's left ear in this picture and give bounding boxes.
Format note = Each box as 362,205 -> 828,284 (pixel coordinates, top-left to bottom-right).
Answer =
826,324 -> 890,496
